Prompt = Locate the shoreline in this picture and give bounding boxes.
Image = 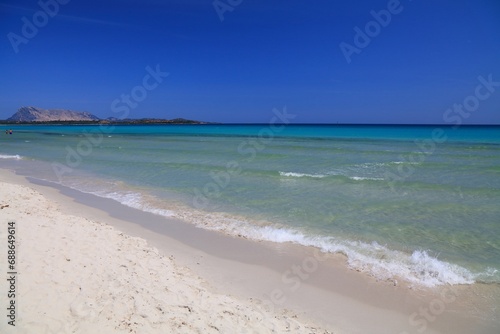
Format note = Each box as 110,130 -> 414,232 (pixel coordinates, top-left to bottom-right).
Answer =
0,169 -> 333,333
0,167 -> 498,333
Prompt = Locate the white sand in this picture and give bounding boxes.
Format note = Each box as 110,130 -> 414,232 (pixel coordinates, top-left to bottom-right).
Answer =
0,180 -> 333,333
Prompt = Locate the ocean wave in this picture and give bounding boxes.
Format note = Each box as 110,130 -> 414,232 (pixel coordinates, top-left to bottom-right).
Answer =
474,267 -> 499,283
279,161 -> 421,181
279,171 -> 327,178
389,161 -> 422,165
57,178 -> 178,218
88,190 -> 177,218
355,161 -> 421,168
0,154 -> 22,160
50,176 -> 493,288
348,176 -> 384,181
169,208 -> 483,287
323,161 -> 424,181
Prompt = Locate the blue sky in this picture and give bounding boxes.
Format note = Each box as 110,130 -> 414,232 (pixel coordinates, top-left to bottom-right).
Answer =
1,0 -> 499,123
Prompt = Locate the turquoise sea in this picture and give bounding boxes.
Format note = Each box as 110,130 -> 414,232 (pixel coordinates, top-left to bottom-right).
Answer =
1,124 -> 499,287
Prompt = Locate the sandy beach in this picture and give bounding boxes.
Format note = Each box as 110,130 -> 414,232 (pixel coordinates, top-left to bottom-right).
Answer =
0,170 -> 334,334
0,168 -> 498,334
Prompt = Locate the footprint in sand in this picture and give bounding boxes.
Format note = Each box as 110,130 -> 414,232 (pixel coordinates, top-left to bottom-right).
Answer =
70,298 -> 97,319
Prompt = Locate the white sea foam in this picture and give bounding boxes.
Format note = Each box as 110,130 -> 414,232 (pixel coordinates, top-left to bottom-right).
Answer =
325,161 -> 424,181
390,161 -> 421,165
349,176 -> 384,181
59,179 -> 177,218
0,154 -> 22,160
353,161 -> 421,168
282,162 -> 400,181
279,171 -> 327,178
90,190 -> 177,218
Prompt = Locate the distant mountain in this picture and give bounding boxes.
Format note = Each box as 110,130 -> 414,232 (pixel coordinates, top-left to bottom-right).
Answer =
7,106 -> 100,122
4,106 -> 211,124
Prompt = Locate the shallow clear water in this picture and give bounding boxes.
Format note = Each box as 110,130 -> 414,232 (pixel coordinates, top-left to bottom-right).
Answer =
1,124 -> 499,287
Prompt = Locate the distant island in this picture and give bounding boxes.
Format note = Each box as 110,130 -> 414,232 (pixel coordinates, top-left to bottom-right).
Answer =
2,106 -> 210,124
